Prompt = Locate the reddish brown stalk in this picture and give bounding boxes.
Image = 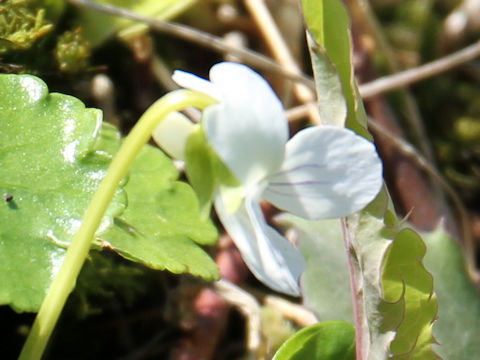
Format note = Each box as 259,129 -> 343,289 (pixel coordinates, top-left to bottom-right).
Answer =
341,218 -> 365,360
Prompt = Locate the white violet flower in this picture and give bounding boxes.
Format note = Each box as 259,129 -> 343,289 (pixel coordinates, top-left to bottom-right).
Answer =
157,62 -> 383,296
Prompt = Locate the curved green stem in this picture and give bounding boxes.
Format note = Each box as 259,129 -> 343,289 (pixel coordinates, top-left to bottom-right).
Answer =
19,89 -> 216,360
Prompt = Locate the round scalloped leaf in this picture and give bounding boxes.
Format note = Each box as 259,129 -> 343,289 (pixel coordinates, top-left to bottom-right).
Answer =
273,321 -> 355,360
0,74 -> 125,312
99,144 -> 219,281
381,229 -> 439,359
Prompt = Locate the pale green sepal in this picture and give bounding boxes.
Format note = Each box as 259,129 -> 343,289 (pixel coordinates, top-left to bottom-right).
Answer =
184,125 -> 217,218
219,185 -> 244,214
184,124 -> 241,219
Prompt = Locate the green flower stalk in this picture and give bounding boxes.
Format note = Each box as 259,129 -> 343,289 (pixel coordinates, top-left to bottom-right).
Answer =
19,89 -> 217,360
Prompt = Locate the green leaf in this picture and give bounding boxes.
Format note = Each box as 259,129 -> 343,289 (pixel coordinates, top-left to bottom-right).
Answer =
100,144 -> 219,281
74,0 -> 196,47
94,122 -> 122,156
302,0 -> 370,138
0,73 -> 125,312
0,74 -> 219,313
423,229 -> 480,359
278,215 -> 353,323
273,321 -> 355,360
381,229 -> 438,359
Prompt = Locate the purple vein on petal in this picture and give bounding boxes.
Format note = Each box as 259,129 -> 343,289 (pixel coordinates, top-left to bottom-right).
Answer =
272,163 -> 327,177
264,181 -> 336,198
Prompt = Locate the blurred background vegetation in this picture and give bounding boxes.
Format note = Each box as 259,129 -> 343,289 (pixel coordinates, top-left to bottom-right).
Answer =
1,0 -> 479,358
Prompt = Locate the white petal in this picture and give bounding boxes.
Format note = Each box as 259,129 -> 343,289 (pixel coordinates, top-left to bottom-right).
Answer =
203,62 -> 288,188
172,70 -> 222,101
214,191 -> 305,296
152,111 -> 195,160
263,126 -> 383,219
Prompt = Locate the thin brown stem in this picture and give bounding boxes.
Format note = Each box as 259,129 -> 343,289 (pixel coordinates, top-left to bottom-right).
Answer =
214,280 -> 261,358
263,295 -> 318,327
359,40 -> 480,99
244,0 -> 320,124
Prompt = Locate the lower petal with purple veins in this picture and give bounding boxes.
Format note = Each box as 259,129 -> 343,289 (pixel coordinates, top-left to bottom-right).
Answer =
263,125 -> 383,220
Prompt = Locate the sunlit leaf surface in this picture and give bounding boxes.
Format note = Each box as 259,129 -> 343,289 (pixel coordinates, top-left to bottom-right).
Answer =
0,74 -> 125,312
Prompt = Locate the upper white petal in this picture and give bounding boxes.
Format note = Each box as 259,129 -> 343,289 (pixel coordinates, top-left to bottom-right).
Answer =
263,125 -> 383,219
172,70 -> 222,100
203,62 -> 288,188
214,191 -> 305,296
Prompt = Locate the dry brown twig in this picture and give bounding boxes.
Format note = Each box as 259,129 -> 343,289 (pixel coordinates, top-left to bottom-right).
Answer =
66,0 -> 315,88
213,280 -> 262,359
263,295 -> 318,327
244,0 -> 321,124
359,40 -> 480,99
